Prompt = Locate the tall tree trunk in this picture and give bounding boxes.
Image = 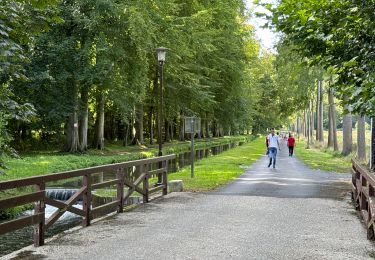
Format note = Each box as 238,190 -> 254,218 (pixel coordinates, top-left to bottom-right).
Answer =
201,118 -> 206,138
171,118 -> 176,141
316,81 -> 320,141
78,86 -> 89,152
93,93 -> 105,150
307,103 -> 311,148
309,100 -> 313,141
149,107 -> 154,145
64,109 -> 79,152
165,120 -> 170,142
328,86 -> 338,151
296,116 -> 301,139
123,123 -> 129,147
342,107 -> 352,155
318,81 -> 324,142
327,104 -> 333,148
179,112 -> 184,141
133,104 -> 144,145
64,84 -> 79,152
205,118 -> 210,138
304,110 -> 308,137
357,115 -> 366,161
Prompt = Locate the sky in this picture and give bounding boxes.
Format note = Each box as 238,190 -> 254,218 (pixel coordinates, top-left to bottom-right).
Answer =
245,0 -> 278,51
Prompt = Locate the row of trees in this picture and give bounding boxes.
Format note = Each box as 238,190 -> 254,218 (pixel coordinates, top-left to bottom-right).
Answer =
1,0 -> 298,157
259,0 -> 374,162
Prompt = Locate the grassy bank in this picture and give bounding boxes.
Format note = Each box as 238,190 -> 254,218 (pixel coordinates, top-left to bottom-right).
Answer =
0,135 -> 254,219
167,137 -> 264,191
95,137 -> 263,196
1,135 -> 252,181
295,139 -> 352,173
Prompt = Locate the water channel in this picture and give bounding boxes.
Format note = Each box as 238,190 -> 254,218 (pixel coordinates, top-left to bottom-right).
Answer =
0,141 -> 244,256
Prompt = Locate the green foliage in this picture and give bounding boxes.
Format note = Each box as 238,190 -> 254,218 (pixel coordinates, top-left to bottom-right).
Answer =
261,0 -> 375,115
0,204 -> 33,220
0,0 -> 60,158
0,0 -> 60,83
0,0 -> 298,159
274,41 -> 323,114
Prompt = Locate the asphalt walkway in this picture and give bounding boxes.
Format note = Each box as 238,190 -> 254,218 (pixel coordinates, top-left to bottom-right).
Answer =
5,141 -> 375,259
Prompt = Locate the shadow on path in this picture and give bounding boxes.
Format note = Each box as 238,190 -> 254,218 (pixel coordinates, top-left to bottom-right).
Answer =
216,141 -> 351,199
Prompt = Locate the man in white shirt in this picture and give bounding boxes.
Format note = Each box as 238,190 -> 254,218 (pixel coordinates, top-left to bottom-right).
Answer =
267,128 -> 280,168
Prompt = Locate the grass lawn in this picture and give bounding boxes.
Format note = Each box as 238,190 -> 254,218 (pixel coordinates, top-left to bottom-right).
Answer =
167,137 -> 265,191
1,135 -> 251,181
295,139 -> 352,173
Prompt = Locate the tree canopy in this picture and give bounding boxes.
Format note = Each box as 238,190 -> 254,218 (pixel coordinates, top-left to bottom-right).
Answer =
259,0 -> 375,115
2,0 -> 296,155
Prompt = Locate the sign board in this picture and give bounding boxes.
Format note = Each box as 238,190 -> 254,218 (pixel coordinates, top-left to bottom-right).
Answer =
184,117 -> 201,134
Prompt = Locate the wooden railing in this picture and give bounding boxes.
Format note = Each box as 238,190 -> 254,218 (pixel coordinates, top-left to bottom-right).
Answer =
0,154 -> 175,246
352,158 -> 375,239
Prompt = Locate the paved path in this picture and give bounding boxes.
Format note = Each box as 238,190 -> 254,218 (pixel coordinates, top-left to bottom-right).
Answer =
6,142 -> 375,259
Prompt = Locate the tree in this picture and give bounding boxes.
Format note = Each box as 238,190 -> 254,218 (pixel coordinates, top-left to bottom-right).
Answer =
2,0 -> 288,156
342,106 -> 353,156
357,116 -> 366,161
260,0 -> 375,115
316,80 -> 324,142
0,1 -> 59,152
327,85 -> 338,151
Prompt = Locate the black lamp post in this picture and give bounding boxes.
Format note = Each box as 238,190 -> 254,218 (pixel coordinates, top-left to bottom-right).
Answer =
156,47 -> 168,184
156,47 -> 168,157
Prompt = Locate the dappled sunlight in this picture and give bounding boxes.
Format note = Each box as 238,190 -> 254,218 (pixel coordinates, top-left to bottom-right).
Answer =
33,161 -> 51,165
237,177 -> 330,183
237,180 -> 288,186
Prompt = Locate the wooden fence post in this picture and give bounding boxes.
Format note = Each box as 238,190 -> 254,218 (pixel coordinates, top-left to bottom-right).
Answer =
162,160 -> 168,195
360,176 -> 366,211
33,182 -> 45,246
142,164 -> 149,203
82,174 -> 91,227
117,168 -> 124,213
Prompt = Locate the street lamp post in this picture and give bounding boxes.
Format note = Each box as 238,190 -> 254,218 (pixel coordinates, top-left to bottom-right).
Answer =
156,47 -> 168,184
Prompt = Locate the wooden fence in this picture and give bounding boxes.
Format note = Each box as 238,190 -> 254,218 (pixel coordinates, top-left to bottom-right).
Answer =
352,158 -> 375,239
0,154 -> 176,246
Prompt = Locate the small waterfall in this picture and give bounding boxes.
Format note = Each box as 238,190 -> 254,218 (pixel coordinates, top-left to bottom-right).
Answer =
44,189 -> 82,220
46,189 -> 80,201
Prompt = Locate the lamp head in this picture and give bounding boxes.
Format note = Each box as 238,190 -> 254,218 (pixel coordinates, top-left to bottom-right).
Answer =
156,47 -> 169,63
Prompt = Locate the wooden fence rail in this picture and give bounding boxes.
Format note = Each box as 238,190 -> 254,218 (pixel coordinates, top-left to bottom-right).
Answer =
0,154 -> 176,246
352,158 -> 375,239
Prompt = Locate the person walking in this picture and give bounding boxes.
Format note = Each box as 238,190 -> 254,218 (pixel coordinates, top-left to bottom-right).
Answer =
267,128 -> 280,169
287,133 -> 296,157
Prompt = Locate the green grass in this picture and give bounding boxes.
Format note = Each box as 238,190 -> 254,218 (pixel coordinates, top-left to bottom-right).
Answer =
1,135 -> 251,181
167,137 -> 265,191
95,137 -> 263,197
295,139 -> 352,173
321,129 -> 371,155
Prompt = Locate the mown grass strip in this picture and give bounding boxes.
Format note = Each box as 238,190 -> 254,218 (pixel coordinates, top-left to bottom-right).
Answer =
295,139 -> 352,173
168,137 -> 265,191
1,136 -> 251,181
